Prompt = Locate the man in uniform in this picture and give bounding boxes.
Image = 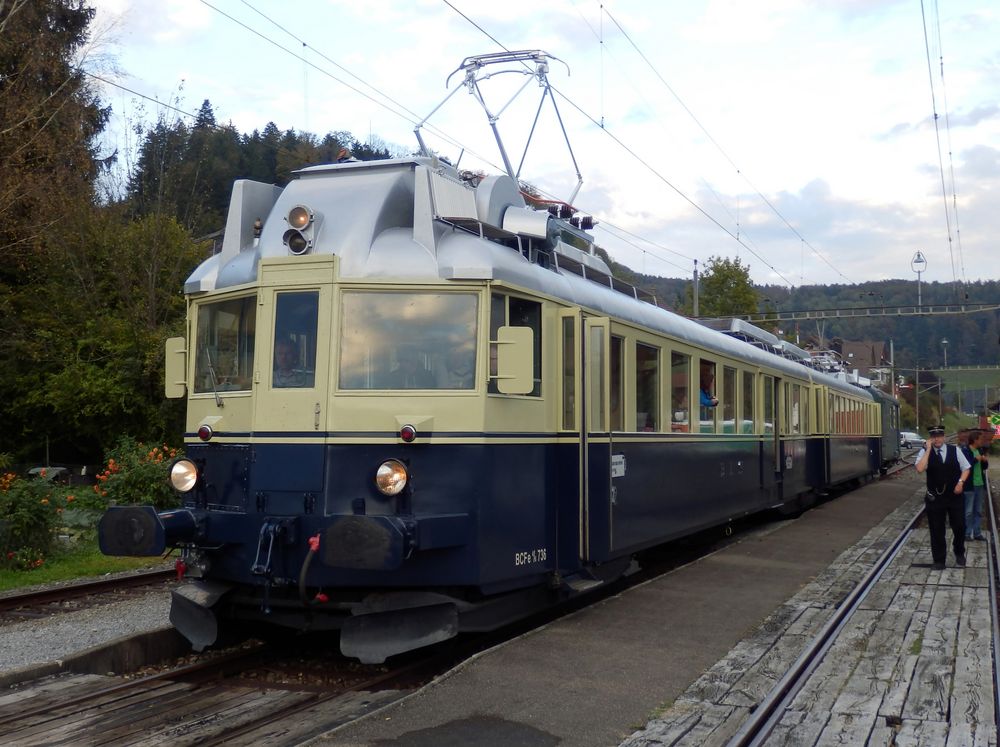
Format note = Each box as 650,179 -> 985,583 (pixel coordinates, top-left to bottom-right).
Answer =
915,425 -> 971,570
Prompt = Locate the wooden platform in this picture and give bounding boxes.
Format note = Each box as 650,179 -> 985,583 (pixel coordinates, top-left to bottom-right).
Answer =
622,486 -> 998,746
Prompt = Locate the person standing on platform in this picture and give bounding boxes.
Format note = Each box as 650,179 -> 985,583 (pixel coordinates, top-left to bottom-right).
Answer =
966,430 -> 989,541
916,425 -> 971,570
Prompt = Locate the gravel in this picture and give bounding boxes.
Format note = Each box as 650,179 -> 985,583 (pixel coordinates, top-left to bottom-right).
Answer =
0,591 -> 171,673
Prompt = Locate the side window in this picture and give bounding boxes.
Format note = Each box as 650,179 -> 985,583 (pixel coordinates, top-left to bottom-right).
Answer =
763,375 -> 775,435
699,360 -> 717,433
636,343 -> 659,432
778,381 -> 792,436
742,371 -> 755,434
671,352 -> 690,432
610,336 -> 624,431
490,294 -> 542,396
273,291 -> 318,388
589,325 -> 606,431
722,366 -> 736,433
561,317 -> 575,430
801,387 -> 810,434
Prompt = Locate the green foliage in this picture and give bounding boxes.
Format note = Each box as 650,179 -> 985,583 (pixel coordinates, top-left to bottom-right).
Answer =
680,256 -> 759,318
0,538 -> 163,591
85,436 -> 181,511
0,472 -> 67,567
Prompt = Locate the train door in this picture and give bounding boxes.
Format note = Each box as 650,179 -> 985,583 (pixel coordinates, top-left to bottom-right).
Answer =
581,316 -> 612,562
254,287 -> 332,432
556,307 -> 583,570
251,272 -> 333,510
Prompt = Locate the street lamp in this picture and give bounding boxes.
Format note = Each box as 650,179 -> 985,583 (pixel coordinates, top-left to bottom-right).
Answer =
911,251 -> 927,308
941,338 -> 948,368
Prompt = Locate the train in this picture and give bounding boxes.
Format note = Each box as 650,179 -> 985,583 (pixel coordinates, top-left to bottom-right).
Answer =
98,51 -> 900,663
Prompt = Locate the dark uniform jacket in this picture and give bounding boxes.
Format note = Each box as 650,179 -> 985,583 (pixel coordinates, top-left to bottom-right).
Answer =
926,445 -> 963,497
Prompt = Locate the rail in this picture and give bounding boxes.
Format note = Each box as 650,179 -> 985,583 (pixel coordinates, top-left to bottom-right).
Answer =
987,470 -> 999,740
0,567 -> 175,614
726,500 -> 924,746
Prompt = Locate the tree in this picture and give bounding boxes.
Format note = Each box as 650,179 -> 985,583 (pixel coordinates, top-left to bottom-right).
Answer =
681,256 -> 759,318
0,0 -> 109,269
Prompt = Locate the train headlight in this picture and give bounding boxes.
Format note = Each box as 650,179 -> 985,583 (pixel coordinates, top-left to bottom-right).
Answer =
170,459 -> 198,493
375,459 -> 408,496
287,205 -> 312,230
283,229 -> 310,255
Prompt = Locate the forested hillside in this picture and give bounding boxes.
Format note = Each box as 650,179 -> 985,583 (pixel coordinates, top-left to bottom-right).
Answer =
1,1 -> 996,467
628,271 -> 1000,372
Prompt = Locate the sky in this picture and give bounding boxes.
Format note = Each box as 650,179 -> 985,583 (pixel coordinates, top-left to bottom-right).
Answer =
83,0 -> 1000,291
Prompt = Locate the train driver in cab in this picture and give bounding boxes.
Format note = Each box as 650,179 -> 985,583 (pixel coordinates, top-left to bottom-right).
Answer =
273,338 -> 313,388
387,345 -> 435,389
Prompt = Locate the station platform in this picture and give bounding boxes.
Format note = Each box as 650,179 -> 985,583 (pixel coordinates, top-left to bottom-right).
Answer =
317,470 -> 948,747
622,483 -> 996,746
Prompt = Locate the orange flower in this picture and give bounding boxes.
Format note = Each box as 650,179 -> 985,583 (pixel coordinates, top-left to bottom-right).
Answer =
66,495 -> 75,502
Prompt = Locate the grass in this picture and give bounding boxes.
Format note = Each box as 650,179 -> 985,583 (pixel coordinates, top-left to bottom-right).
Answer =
0,536 -> 166,592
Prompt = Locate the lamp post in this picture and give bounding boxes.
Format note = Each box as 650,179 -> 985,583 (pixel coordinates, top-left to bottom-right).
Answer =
911,251 -> 927,308
941,338 -> 948,368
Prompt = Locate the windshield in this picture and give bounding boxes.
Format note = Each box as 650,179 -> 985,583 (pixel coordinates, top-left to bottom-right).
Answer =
194,296 -> 256,393
339,291 -> 478,390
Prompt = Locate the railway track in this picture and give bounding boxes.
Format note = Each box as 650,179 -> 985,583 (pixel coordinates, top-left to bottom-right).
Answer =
0,632 -> 458,745
0,458 -> 925,745
726,503 -> 926,746
0,567 -> 175,619
725,451 -> 995,746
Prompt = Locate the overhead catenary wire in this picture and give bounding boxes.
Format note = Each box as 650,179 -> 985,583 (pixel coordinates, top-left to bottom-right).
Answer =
919,0 -> 960,295
200,0 -> 503,175
568,1 -> 790,281
112,0 -> 794,286
929,0 -> 967,298
440,1 -> 796,286
217,0 -> 709,282
597,4 -> 850,285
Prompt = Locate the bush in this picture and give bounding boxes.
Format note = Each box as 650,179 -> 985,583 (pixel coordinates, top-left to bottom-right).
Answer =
84,436 -> 182,511
0,470 -> 67,568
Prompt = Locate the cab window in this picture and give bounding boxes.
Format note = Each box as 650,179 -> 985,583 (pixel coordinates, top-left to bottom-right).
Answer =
194,296 -> 256,393
339,291 -> 478,390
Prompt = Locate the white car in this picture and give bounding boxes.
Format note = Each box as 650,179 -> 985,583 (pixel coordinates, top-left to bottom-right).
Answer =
899,431 -> 922,448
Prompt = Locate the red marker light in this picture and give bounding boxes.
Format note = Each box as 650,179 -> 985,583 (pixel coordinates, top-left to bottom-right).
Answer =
197,425 -> 213,442
400,424 -> 417,442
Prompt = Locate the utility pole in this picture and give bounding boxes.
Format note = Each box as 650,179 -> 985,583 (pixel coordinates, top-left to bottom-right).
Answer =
889,339 -> 895,397
692,259 -> 699,317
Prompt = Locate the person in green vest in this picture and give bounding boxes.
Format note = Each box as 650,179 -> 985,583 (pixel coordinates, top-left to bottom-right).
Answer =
965,430 -> 989,541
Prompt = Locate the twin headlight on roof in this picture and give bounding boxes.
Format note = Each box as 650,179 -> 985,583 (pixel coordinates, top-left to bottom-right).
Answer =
282,205 -> 315,255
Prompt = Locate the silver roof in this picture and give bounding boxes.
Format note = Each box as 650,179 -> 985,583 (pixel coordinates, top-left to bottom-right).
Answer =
187,158 -> 872,400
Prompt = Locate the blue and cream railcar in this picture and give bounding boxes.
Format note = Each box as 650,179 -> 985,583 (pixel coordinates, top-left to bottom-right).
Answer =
99,155 -> 885,662
868,386 -> 901,473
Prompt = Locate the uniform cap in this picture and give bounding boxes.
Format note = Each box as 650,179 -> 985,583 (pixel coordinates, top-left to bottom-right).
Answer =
928,425 -> 946,436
